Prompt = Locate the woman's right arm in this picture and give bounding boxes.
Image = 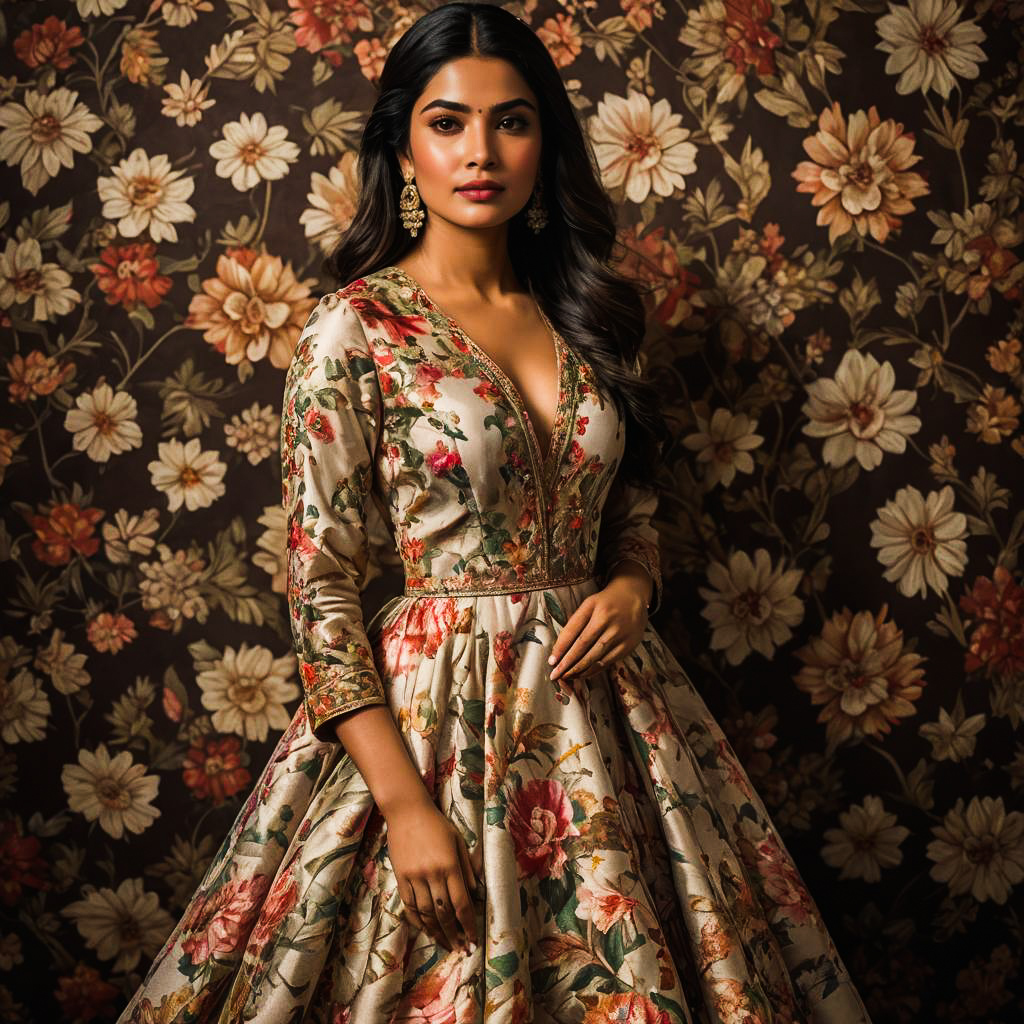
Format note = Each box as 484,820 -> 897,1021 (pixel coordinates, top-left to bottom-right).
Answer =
331,705 -> 478,953
282,293 -> 476,954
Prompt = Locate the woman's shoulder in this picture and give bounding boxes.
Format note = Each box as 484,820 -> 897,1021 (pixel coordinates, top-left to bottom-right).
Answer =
330,264 -> 407,305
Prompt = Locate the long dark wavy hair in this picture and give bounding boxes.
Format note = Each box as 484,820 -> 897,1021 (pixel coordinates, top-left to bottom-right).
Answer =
323,1 -> 671,490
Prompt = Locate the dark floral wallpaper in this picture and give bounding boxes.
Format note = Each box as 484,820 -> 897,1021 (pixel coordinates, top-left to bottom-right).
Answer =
0,0 -> 1022,1020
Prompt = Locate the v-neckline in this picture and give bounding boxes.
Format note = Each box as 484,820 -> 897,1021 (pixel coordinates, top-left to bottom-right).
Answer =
382,264 -> 570,486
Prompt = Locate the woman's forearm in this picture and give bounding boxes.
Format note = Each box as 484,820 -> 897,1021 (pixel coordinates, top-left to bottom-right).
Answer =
330,703 -> 434,818
606,558 -> 654,608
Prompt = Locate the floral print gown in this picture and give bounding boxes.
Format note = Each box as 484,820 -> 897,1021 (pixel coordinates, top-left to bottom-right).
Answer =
117,265 -> 872,1024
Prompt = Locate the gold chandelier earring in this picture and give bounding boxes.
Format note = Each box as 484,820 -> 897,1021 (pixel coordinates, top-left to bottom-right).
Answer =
525,173 -> 548,234
399,166 -> 425,238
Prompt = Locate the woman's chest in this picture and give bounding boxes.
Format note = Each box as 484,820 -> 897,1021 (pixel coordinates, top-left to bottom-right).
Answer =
365,312 -> 625,514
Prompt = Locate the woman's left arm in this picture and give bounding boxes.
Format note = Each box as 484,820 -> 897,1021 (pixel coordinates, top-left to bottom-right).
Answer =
548,472 -> 662,682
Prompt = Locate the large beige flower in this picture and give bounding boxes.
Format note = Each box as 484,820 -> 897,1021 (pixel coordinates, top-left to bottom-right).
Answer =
588,90 -> 697,204
209,111 -> 300,192
682,407 -> 763,488
197,642 -> 299,742
63,383 -> 143,462
699,549 -> 805,665
821,795 -> 910,882
794,606 -> 925,747
869,484 -> 967,598
792,101 -> 930,245
62,877 -> 173,972
802,349 -> 921,470
0,86 -> 103,196
147,437 -> 226,512
926,796 -> 1024,904
0,237 -> 81,321
876,0 -> 987,99
61,744 -> 160,838
186,250 -> 317,369
300,151 -> 360,254
96,147 -> 197,243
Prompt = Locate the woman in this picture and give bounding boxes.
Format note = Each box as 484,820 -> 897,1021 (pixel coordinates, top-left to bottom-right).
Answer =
118,3 -> 872,1022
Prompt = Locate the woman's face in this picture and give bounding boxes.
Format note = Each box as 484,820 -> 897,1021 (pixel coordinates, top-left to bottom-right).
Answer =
398,56 -> 543,236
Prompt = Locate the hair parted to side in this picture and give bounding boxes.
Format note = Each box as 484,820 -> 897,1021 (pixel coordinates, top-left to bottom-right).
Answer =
323,0 -> 671,489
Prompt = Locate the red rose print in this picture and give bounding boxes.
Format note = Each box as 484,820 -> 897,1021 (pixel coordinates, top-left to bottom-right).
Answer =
507,777 -> 580,880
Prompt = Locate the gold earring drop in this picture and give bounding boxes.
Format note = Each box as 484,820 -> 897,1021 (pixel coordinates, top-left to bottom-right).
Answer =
399,166 -> 425,238
526,174 -> 548,233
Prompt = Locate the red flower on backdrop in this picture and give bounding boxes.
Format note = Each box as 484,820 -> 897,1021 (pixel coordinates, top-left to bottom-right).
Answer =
959,566 -> 1024,679
27,501 -> 104,565
287,0 -> 373,66
13,15 -> 83,69
616,223 -> 702,327
721,0 -> 783,76
0,819 -> 48,905
507,777 -> 580,880
183,736 -> 252,805
54,964 -> 119,1023
89,242 -> 173,310
181,873 -> 271,966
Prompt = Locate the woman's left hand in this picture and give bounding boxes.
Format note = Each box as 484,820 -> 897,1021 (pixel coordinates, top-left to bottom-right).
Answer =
547,569 -> 651,682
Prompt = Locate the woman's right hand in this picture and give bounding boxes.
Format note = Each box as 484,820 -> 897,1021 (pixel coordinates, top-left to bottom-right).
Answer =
385,797 -> 479,954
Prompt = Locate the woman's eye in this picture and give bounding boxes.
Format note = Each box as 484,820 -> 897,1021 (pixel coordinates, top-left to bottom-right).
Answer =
428,115 -> 529,133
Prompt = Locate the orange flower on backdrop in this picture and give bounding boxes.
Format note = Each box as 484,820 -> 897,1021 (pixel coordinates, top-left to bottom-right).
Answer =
792,101 -> 930,245
185,247 -> 318,369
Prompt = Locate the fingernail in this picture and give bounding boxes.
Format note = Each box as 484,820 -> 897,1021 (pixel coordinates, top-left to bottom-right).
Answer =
547,655 -> 556,663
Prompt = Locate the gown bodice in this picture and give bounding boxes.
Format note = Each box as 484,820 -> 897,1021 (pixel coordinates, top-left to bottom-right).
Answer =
281,264 -> 662,741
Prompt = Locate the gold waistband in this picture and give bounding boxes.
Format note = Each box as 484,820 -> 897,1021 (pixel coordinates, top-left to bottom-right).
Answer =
402,569 -> 598,598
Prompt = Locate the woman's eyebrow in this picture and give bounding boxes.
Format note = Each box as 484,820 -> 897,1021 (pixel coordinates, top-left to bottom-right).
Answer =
418,98 -> 537,115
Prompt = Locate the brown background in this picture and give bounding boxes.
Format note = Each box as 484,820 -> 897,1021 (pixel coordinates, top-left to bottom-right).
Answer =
1,0 -> 1022,1020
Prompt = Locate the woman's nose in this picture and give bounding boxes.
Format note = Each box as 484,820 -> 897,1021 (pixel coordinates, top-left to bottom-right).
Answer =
464,119 -> 497,167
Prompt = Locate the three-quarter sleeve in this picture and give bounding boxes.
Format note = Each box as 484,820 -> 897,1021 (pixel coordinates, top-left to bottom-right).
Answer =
281,291 -> 387,743
595,472 -> 664,615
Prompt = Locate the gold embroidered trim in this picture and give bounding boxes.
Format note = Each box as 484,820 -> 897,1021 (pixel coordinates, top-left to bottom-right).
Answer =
403,570 -> 598,598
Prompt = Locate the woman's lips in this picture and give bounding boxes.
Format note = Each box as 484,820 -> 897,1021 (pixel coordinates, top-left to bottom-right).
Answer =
456,187 -> 504,201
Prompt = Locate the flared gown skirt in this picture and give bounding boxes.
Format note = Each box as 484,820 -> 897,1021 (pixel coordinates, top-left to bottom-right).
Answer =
117,577 -> 872,1023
